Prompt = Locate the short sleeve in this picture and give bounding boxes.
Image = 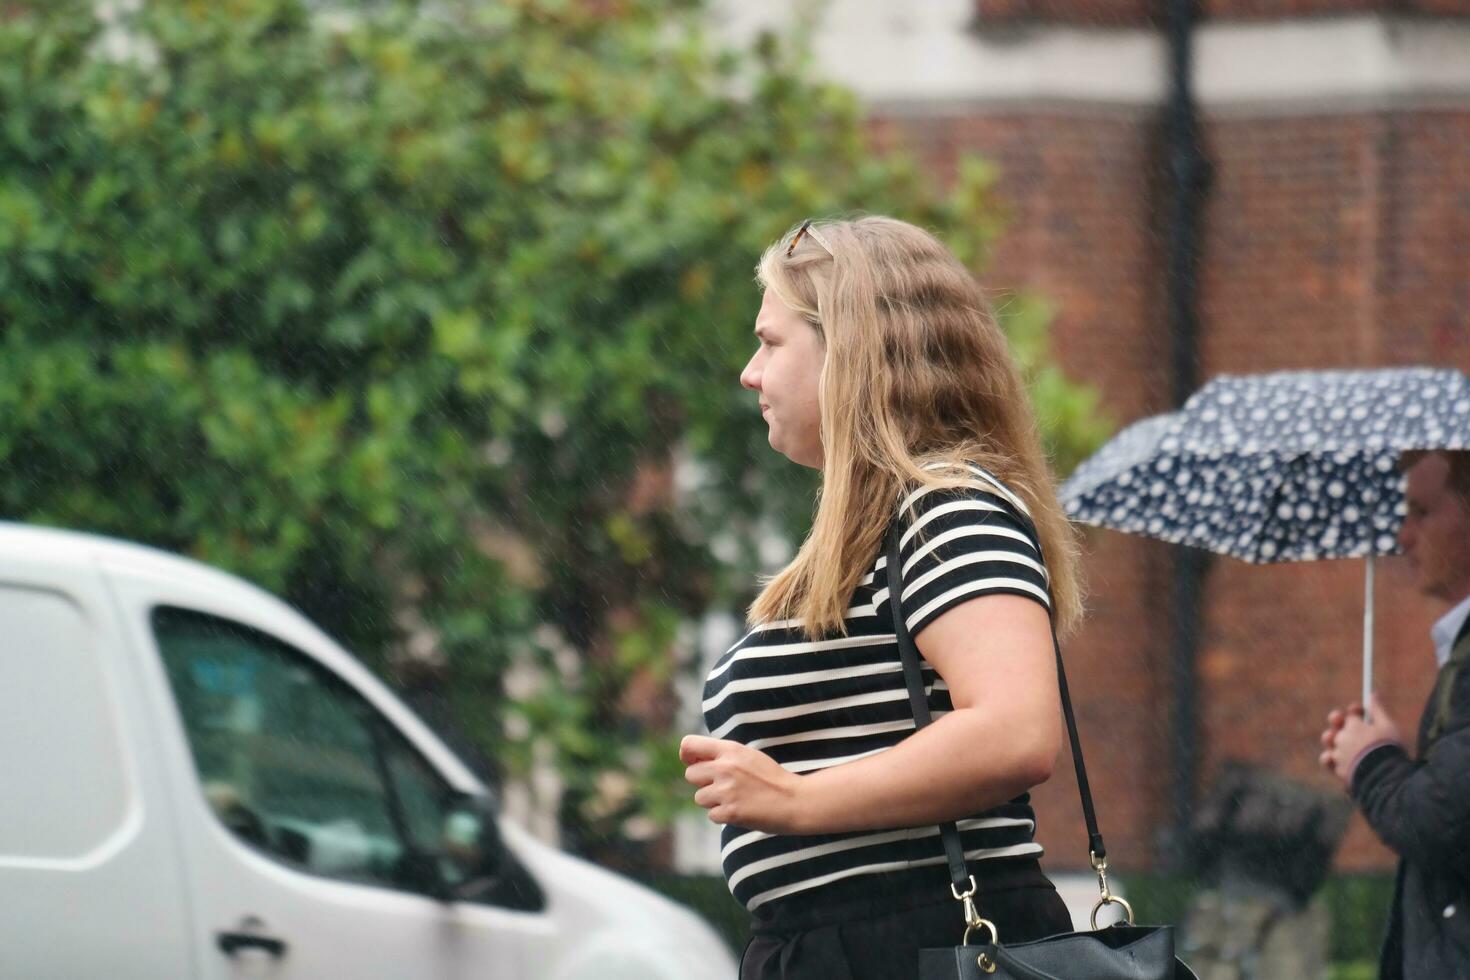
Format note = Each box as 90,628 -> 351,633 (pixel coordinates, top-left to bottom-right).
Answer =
889,476 -> 1051,638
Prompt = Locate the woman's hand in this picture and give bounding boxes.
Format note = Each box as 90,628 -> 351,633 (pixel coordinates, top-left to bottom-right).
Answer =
680,735 -> 804,834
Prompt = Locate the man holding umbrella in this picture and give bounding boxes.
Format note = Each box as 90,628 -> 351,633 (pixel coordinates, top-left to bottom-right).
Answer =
1059,366 -> 1470,973
1320,450 -> 1470,980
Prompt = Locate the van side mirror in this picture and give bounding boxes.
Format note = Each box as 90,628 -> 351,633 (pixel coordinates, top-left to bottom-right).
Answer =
437,793 -> 507,900
396,792 -> 542,910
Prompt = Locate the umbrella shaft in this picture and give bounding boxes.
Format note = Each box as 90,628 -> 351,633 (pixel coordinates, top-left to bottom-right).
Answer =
1363,555 -> 1375,721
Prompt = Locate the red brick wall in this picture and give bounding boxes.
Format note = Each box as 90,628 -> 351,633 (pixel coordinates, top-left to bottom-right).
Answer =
1202,0 -> 1378,17
974,0 -> 1157,27
973,0 -> 1470,25
872,103 -> 1470,872
1197,0 -> 1470,18
1204,0 -> 1470,15
1374,113 -> 1470,368
1199,112 -> 1470,382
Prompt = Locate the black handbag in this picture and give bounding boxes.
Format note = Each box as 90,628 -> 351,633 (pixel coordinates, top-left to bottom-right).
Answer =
884,522 -> 1198,980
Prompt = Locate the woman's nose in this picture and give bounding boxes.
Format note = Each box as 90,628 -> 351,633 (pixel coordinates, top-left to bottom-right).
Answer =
740,353 -> 761,392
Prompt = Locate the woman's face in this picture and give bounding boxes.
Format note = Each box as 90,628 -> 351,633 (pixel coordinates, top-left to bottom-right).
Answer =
740,289 -> 825,469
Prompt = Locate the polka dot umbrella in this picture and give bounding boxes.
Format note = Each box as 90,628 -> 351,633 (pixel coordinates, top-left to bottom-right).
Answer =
1060,366 -> 1470,710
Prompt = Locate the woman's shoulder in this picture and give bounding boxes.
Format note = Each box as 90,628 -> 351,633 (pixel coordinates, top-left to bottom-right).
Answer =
901,461 -> 1035,526
887,462 -> 1053,626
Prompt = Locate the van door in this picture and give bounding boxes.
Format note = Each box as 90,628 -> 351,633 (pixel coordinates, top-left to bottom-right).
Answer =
0,566 -> 194,980
121,599 -> 531,980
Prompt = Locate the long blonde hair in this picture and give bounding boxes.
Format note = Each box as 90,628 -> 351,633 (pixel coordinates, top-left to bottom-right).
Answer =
748,216 -> 1083,639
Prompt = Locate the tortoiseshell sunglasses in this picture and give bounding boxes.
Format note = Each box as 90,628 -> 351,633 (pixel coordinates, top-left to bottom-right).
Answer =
786,219 -> 834,257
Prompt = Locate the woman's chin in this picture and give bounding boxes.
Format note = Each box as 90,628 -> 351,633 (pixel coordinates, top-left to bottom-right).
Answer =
766,428 -> 822,468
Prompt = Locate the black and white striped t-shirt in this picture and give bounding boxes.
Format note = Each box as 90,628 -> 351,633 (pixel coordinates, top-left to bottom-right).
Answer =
702,466 -> 1052,915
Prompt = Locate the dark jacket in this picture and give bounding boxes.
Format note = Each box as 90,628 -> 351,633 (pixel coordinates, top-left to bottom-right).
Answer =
1352,616 -> 1470,980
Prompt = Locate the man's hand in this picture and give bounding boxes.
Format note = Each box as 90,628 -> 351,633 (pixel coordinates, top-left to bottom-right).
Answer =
1319,693 -> 1405,789
680,735 -> 804,834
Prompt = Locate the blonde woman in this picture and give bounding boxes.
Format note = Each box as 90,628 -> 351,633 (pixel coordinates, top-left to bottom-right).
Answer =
681,216 -> 1082,978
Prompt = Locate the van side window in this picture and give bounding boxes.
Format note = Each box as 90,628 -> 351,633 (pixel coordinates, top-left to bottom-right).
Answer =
152,607 -> 453,895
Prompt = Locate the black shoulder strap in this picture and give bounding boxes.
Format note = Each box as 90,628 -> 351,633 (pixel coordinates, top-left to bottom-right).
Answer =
885,518 -> 1106,896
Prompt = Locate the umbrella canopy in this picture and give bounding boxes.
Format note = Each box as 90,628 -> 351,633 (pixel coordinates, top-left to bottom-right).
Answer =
1060,366 -> 1470,710
1062,367 -> 1470,564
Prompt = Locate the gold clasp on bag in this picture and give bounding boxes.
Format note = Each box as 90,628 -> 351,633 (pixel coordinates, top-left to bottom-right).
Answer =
962,917 -> 998,948
1089,851 -> 1136,930
953,875 -> 999,950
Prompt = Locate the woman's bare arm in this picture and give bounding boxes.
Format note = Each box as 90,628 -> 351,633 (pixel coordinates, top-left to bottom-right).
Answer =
681,593 -> 1061,835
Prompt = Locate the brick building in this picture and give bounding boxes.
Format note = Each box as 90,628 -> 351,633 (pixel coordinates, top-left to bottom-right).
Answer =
712,0 -> 1470,874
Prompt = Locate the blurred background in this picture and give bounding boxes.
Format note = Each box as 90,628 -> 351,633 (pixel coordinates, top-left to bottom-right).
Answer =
3,0 -> 1469,976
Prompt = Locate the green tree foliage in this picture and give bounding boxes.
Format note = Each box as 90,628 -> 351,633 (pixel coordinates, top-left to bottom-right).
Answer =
0,0 -> 1107,859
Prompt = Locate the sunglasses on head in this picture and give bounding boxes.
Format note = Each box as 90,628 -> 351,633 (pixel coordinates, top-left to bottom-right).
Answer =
786,219 -> 834,257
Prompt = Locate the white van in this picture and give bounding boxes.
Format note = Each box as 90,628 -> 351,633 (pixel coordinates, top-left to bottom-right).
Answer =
0,522 -> 737,979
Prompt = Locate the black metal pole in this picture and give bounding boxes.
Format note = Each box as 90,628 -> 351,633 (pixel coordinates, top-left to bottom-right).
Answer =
1164,0 -> 1211,866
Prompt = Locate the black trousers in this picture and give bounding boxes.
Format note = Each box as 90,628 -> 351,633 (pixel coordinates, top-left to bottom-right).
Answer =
739,861 -> 1071,980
